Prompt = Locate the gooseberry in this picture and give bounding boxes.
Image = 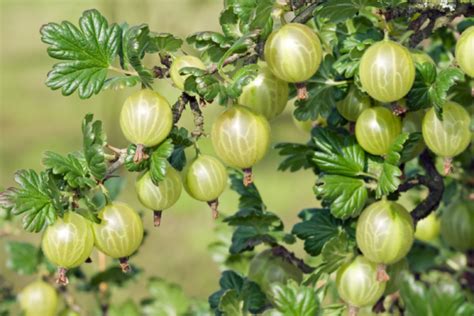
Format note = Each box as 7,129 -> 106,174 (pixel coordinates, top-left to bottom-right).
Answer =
170,55 -> 206,90
19,280 -> 58,316
441,200 -> 474,252
264,23 -> 323,83
355,107 -> 402,155
135,164 -> 182,226
415,212 -> 441,242
183,155 -> 228,219
336,86 -> 372,122
237,65 -> 289,120
455,26 -> 474,77
359,40 -> 415,102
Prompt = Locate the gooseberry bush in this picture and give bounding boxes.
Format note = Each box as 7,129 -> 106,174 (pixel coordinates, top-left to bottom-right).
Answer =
1,1 -> 474,315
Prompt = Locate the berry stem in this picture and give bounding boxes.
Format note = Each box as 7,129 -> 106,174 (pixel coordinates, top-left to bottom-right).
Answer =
295,82 -> 308,100
443,157 -> 453,176
153,210 -> 163,227
133,144 -> 148,163
376,264 -> 390,282
119,257 -> 131,273
56,267 -> 69,285
348,305 -> 359,316
243,168 -> 253,187
207,199 -> 219,219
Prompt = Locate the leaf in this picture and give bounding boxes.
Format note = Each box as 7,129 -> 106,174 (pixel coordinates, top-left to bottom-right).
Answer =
40,9 -> 121,98
400,132 -> 424,163
124,144 -> 151,172
149,139 -> 174,185
399,274 -> 429,316
186,31 -> 231,62
141,277 -> 189,316
5,241 -> 40,275
82,114 -> 107,181
209,271 -> 266,315
294,56 -> 346,120
318,0 -> 379,24
312,128 -> 365,177
292,209 -> 352,256
429,67 -> 465,119
43,151 -> 95,189
0,170 -> 60,232
249,0 -> 274,30
319,231 -> 355,273
218,290 -> 241,316
109,300 -> 141,316
406,62 -> 437,111
229,225 -> 276,254
103,76 -> 140,90
406,241 -> 440,273
275,143 -> 315,172
147,33 -> 183,53
227,64 -> 259,98
229,170 -> 265,211
270,281 -> 319,316
168,127 -> 194,171
123,24 -> 154,87
315,175 -> 368,219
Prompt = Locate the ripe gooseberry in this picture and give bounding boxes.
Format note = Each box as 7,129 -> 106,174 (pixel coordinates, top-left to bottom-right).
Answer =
170,55 -> 206,90
401,110 -> 426,162
359,40 -> 415,102
336,256 -> 386,310
441,200 -> 474,252
211,105 -> 271,186
92,202 -> 144,271
183,155 -> 228,219
455,26 -> 474,77
19,280 -> 58,316
237,65 -> 289,120
414,212 -> 441,242
355,107 -> 402,155
356,200 -> 414,280
264,23 -> 323,83
336,86 -> 372,122
119,89 -> 173,160
248,249 -> 303,295
41,212 -> 94,284
422,101 -> 471,174
135,163 -> 182,226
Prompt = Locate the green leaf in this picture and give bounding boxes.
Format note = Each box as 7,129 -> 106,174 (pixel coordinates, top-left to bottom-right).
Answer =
275,143 -> 315,172
400,132 -> 424,163
209,270 -> 266,315
147,33 -> 183,53
270,281 -> 319,316
227,64 -> 259,98
406,62 -> 437,111
149,139 -> 174,185
103,76 -> 140,90
43,151 -> 95,189
399,274 -> 429,316
109,300 -> 141,316
318,0 -> 379,24
228,224 -> 281,254
312,128 -> 365,177
294,56 -> 346,120
123,24 -> 154,87
319,231 -> 356,274
315,175 -> 368,219
249,0 -> 274,30
141,277 -> 190,316
292,209 -> 353,256
40,9 -> 121,98
168,127 -> 193,171
218,290 -> 241,316
186,31 -> 231,62
429,67 -> 465,119
82,114 -> 107,181
5,241 -> 40,275
0,170 -> 61,232
229,170 -> 265,211
406,241 -> 440,273
124,144 -> 151,172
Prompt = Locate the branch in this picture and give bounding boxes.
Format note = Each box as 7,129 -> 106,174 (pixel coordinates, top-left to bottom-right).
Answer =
397,150 -> 444,224
188,96 -> 205,139
291,2 -> 319,24
172,93 -> 190,124
272,245 -> 315,273
207,53 -> 250,74
104,146 -> 127,178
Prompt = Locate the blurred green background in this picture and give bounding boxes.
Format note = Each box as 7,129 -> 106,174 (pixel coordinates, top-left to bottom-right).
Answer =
0,0 -> 317,308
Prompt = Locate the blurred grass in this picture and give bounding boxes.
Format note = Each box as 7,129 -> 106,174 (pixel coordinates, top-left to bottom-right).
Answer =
0,0 -> 318,307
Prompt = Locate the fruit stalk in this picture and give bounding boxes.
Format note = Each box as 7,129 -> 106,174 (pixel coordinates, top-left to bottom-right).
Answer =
376,264 -> 390,282
153,210 -> 163,227
295,82 -> 308,100
348,305 -> 359,316
243,168 -> 253,187
207,199 -> 219,219
56,267 -> 68,285
119,257 -> 131,273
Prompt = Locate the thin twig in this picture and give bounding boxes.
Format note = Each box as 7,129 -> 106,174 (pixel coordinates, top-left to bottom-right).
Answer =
272,245 -> 315,273
291,2 -> 319,24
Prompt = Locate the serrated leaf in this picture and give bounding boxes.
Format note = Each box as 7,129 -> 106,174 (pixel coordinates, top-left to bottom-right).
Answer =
40,9 -> 121,98
294,56 -> 346,120
186,31 -> 231,62
147,33 -> 183,53
400,132 -> 424,163
430,67 -> 465,119
275,143 -> 315,172
229,226 -> 276,254
149,139 -> 174,185
318,0 -> 379,24
249,0 -> 274,30
227,64 -> 259,98
168,127 -> 193,171
43,151 -> 95,189
315,175 -> 367,219
406,62 -> 437,111
109,300 -> 140,316
270,280 -> 319,316
124,144 -> 151,172
229,170 -> 265,211
218,290 -> 241,316
5,241 -> 40,275
312,128 -> 365,177
124,24 -> 154,87
0,170 -> 60,232
292,209 -> 352,256
82,114 -> 107,181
